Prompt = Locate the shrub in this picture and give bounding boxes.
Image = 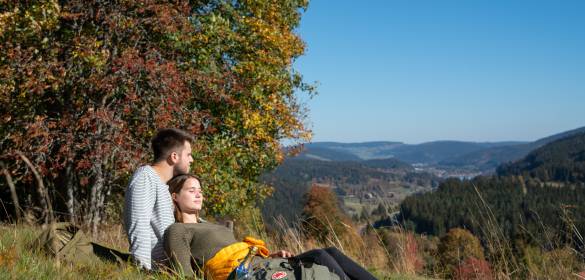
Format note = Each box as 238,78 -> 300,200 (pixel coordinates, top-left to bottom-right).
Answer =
301,185 -> 352,242
379,229 -> 425,274
438,228 -> 485,276
523,246 -> 583,279
453,257 -> 493,280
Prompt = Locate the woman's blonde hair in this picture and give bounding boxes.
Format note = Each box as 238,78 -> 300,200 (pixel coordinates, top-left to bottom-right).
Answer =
167,174 -> 202,223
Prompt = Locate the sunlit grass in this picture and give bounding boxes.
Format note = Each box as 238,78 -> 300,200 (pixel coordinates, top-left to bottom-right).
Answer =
0,222 -> 429,280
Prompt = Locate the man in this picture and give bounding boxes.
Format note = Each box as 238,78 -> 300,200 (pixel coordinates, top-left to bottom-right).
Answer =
123,128 -> 194,270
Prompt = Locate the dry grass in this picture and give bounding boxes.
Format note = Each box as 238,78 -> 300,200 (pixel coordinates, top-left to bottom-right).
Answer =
250,214 -> 425,279
467,182 -> 585,280
85,222 -> 129,252
0,223 -> 197,280
3,197 -> 584,280
10,186 -> 584,280
0,220 -> 428,280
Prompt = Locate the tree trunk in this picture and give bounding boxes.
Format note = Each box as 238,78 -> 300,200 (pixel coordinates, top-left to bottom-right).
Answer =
90,162 -> 104,236
66,165 -> 76,224
96,177 -> 109,232
1,163 -> 22,223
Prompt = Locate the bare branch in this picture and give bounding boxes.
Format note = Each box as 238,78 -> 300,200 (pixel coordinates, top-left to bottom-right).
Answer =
15,151 -> 54,224
1,162 -> 23,223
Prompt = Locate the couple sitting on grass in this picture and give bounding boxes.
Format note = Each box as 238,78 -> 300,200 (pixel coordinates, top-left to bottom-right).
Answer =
124,128 -> 376,280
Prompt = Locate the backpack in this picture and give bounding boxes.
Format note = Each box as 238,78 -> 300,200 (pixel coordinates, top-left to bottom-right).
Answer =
32,222 -> 95,264
227,258 -> 341,280
32,222 -> 130,264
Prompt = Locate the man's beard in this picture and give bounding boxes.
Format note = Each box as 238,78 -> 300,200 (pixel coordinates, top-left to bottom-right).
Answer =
173,164 -> 189,175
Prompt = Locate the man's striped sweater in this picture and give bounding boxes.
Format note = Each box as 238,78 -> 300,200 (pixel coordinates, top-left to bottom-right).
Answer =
123,165 -> 175,270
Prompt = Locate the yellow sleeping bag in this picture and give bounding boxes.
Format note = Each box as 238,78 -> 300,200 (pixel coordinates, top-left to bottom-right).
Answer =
205,236 -> 270,280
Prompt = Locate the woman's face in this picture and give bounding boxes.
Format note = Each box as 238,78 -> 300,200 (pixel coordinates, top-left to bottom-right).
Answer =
172,178 -> 204,213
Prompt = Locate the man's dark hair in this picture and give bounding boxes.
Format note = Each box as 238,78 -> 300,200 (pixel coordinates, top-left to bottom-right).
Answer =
151,128 -> 194,163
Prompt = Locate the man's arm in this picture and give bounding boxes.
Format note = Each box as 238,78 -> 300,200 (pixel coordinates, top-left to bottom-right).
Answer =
124,171 -> 155,270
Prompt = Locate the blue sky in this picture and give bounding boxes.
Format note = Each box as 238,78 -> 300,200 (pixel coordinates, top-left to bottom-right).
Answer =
294,0 -> 585,144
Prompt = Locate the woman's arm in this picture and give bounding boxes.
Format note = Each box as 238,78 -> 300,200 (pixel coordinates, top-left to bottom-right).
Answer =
269,250 -> 294,258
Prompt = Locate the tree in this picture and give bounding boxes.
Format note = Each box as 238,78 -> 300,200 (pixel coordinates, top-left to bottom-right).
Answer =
438,228 -> 485,276
0,0 -> 314,232
360,208 -> 370,222
301,184 -> 350,242
372,202 -> 387,216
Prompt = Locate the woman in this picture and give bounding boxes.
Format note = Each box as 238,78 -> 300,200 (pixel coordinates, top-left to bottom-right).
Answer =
164,174 -> 377,280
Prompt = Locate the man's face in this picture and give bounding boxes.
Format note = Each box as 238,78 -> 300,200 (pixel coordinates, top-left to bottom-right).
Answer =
173,141 -> 193,175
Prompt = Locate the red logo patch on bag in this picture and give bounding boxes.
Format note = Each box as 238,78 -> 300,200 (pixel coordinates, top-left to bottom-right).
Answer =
271,271 -> 287,279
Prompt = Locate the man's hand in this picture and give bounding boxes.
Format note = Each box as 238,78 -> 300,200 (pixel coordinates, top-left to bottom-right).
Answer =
269,250 -> 294,258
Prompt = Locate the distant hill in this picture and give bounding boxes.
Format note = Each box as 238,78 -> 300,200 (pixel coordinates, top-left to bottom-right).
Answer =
497,132 -> 585,182
360,158 -> 413,170
373,141 -> 520,164
300,140 -> 528,164
295,146 -> 363,161
438,144 -> 534,172
531,126 -> 585,147
441,126 -> 585,172
300,141 -> 403,160
298,126 -> 585,173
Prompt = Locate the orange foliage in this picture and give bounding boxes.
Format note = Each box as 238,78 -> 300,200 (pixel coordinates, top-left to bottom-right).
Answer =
0,0 -> 314,224
301,185 -> 352,242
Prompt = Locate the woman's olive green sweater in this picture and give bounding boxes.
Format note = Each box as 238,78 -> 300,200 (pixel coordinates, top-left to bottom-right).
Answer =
163,222 -> 237,276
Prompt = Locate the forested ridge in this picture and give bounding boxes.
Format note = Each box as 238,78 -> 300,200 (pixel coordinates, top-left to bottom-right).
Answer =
497,132 -> 585,183
398,133 -> 585,250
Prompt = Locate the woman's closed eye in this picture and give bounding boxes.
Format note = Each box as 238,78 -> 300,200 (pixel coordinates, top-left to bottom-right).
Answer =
189,188 -> 203,195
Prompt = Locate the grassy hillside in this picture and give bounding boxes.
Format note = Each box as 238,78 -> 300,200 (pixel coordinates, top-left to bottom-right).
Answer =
4,217 -> 582,279
0,223 -> 429,280
0,225 -> 152,280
